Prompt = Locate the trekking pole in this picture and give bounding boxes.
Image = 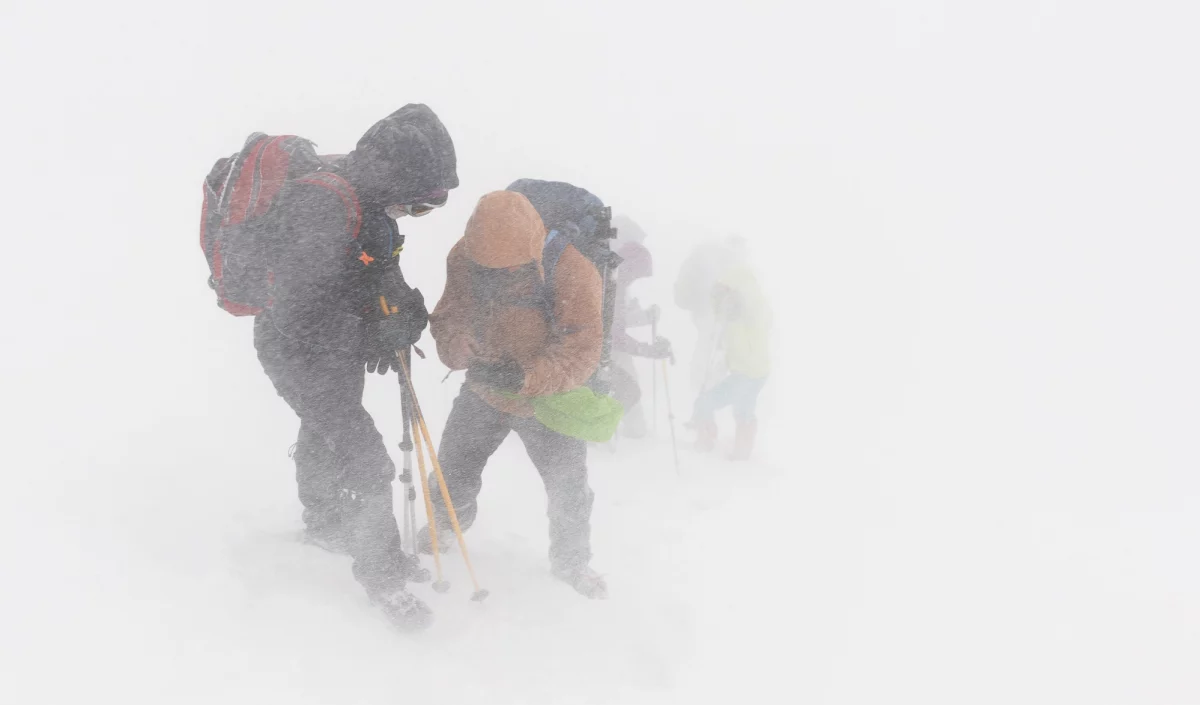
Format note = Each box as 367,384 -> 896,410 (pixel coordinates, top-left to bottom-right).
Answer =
651,316 -> 659,436
397,353 -> 490,602
409,405 -> 450,593
380,300 -> 421,557
662,358 -> 681,474
398,348 -> 420,556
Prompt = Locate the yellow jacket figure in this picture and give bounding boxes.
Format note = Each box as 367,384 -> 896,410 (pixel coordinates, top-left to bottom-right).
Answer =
691,264 -> 771,460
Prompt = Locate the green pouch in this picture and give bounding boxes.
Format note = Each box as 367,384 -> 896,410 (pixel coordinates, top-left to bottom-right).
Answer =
529,387 -> 624,442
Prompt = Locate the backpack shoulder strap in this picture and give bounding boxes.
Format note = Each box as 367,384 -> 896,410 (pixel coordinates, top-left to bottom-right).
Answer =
541,229 -> 572,288
539,229 -> 573,325
542,228 -> 620,392
293,172 -> 363,242
543,226 -> 610,291
540,228 -> 601,333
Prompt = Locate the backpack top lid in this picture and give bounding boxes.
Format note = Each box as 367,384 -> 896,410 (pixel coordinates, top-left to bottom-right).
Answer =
506,179 -> 614,240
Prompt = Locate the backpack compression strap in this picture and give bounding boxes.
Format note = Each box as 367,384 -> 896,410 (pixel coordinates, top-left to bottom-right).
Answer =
221,135 -> 276,227
244,136 -> 304,220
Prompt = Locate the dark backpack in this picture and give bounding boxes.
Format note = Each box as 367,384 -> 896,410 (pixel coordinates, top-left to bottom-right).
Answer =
200,133 -> 342,316
504,179 -> 622,393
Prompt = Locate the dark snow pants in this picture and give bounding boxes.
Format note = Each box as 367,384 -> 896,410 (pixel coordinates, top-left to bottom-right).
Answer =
431,386 -> 594,571
254,315 -> 407,593
611,355 -> 647,436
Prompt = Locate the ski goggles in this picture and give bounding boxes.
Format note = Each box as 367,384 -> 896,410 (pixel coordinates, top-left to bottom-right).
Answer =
403,188 -> 450,218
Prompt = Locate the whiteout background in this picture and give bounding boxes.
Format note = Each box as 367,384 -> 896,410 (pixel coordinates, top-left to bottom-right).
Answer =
2,1 -> 1198,703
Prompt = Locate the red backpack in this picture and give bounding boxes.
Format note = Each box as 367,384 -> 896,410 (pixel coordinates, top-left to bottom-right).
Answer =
200,134 -> 360,316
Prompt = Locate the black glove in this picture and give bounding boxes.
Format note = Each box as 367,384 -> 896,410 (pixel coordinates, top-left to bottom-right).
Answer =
365,274 -> 427,375
642,336 -> 673,360
380,290 -> 427,344
466,358 -> 525,393
365,322 -> 399,375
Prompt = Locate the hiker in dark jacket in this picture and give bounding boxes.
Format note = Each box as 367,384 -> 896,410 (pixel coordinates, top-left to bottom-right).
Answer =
254,104 -> 458,631
419,190 -> 609,599
609,240 -> 672,437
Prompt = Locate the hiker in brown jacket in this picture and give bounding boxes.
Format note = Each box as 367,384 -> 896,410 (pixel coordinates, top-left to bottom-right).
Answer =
419,190 -> 608,598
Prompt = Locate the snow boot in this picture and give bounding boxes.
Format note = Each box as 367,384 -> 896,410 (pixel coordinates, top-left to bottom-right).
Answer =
415,524 -> 458,556
730,420 -> 756,461
552,563 -> 609,600
398,550 -> 432,583
693,419 -> 718,452
307,527 -> 429,582
368,586 -> 434,632
306,521 -> 429,581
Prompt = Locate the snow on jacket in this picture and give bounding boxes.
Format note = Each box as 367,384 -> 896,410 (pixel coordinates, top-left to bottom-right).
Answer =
430,191 -> 604,416
261,104 -> 457,353
264,181 -> 401,354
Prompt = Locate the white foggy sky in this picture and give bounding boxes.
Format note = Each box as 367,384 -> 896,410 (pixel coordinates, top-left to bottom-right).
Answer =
2,0 -> 1199,701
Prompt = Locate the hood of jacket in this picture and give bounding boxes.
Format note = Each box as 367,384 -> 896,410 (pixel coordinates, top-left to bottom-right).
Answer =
342,103 -> 459,207
463,191 -> 547,269
612,214 -> 647,244
615,241 -> 652,284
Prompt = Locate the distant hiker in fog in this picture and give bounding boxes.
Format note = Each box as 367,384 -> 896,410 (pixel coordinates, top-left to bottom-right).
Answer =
203,105 -> 459,632
610,239 -> 672,437
688,262 -> 770,460
612,214 -> 647,246
674,236 -> 747,392
421,186 -> 614,599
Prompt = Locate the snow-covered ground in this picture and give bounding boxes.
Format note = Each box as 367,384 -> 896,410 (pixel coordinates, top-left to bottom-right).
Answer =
6,338 -> 1199,703
4,1 -> 1200,703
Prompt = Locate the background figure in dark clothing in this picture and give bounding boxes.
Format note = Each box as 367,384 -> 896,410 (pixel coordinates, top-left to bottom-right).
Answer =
422,190 -> 609,599
253,104 -> 458,631
610,240 -> 672,437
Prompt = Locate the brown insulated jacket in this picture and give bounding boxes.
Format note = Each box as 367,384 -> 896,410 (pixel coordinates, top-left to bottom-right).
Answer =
430,191 -> 603,416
